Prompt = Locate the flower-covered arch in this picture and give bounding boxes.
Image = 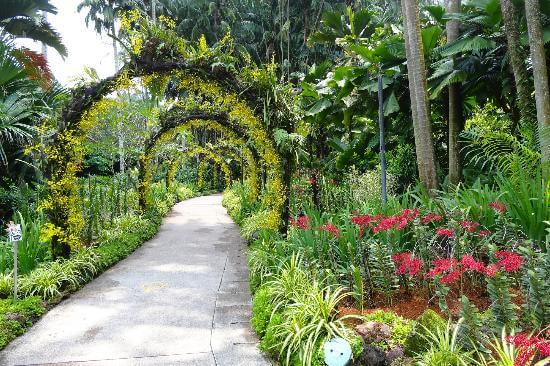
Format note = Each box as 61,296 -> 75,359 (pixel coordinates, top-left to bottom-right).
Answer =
153,116 -> 259,197
45,16 -> 288,257
166,142 -> 248,190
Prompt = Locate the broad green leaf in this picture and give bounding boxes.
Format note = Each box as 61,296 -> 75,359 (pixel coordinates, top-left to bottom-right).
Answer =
384,91 -> 400,116
351,9 -> 372,37
349,44 -> 375,62
306,98 -> 332,116
421,26 -> 443,54
424,5 -> 446,24
321,11 -> 343,34
307,32 -> 336,46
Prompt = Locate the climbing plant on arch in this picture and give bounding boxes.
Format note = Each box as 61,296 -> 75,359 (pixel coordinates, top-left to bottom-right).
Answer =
45,14 -> 289,257
155,117 -> 259,198
166,143 -> 248,190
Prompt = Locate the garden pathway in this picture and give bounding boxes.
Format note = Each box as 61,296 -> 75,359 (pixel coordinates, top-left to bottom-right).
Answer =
0,194 -> 271,366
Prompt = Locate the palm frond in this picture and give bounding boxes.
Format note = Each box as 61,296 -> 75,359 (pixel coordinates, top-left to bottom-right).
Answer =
2,17 -> 67,57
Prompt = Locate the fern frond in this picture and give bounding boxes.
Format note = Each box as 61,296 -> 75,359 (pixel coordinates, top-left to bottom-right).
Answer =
460,129 -> 541,177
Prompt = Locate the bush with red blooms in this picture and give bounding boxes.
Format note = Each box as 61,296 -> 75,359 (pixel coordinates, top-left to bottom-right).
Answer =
436,227 -> 454,237
392,252 -> 423,277
489,201 -> 507,213
506,332 -> 550,366
289,215 -> 310,230
318,222 -> 341,238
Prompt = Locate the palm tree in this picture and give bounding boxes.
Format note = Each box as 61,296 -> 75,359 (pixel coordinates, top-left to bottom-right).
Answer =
402,0 -> 438,191
77,0 -> 122,69
0,93 -> 36,166
445,0 -> 462,186
500,0 -> 535,131
524,0 -> 550,176
0,0 -> 67,57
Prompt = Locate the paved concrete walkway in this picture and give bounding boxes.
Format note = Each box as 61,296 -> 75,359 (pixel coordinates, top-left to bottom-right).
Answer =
0,194 -> 271,366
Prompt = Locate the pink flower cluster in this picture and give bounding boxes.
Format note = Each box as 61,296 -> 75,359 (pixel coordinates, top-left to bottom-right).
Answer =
506,332 -> 550,366
290,215 -> 310,230
460,220 -> 480,233
351,209 -> 419,234
495,251 -> 524,272
318,222 -> 341,238
392,252 -> 423,277
489,201 -> 506,213
424,251 -> 524,284
436,227 -> 455,237
420,213 -> 443,224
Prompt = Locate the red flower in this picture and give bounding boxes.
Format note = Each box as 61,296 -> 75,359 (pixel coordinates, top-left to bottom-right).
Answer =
436,227 -> 454,237
351,214 -> 375,227
478,229 -> 491,237
371,209 -> 418,233
495,251 -> 524,272
392,252 -> 413,263
392,252 -> 423,277
318,222 -> 341,238
484,264 -> 499,277
427,258 -> 458,278
460,220 -> 480,233
420,213 -> 443,224
309,177 -> 317,185
440,268 -> 465,284
290,215 -> 310,230
507,333 -> 550,366
461,254 -> 486,273
489,201 -> 506,213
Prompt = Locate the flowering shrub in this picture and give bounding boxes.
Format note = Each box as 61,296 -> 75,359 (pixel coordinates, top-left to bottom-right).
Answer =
507,332 -> 550,366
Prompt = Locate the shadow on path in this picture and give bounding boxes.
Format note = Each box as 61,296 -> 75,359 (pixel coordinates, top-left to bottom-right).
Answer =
0,194 -> 271,366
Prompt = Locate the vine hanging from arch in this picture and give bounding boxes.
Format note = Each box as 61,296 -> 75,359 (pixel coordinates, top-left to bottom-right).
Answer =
44,13 -> 292,256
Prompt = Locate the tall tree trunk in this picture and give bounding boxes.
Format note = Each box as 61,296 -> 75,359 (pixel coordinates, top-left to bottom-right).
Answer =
446,0 -> 462,186
118,121 -> 125,173
501,0 -> 536,128
151,0 -> 156,23
402,0 -> 439,191
111,22 -> 119,71
525,0 -> 550,175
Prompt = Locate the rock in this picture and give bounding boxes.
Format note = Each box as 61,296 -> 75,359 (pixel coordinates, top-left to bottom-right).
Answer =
355,321 -> 391,344
358,344 -> 387,366
404,309 -> 446,356
386,346 -> 404,364
5,312 -> 24,323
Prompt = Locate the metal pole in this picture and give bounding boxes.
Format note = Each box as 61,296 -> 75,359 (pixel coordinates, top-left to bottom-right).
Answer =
377,71 -> 388,207
13,239 -> 17,301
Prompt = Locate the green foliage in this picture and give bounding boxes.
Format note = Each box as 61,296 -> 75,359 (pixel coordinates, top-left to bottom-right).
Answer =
495,174 -> 549,249
486,272 -> 518,333
0,296 -> 45,349
363,310 -> 413,347
0,274 -> 12,298
251,286 -> 274,337
368,240 -> 398,303
519,246 -> 550,329
458,296 -> 488,352
260,312 -> 283,355
414,320 -> 473,366
241,210 -> 274,242
405,309 -> 447,356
